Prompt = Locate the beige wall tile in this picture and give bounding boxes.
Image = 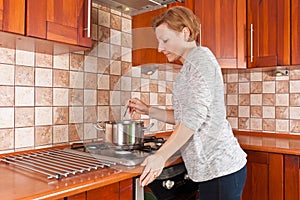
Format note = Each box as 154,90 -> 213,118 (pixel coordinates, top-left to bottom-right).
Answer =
227,94 -> 238,105
84,106 -> 97,123
122,17 -> 132,34
111,14 -> 121,30
98,25 -> 110,42
15,87 -> 34,106
35,107 -> 52,126
110,60 -> 121,75
53,53 -> 69,70
110,29 -> 121,45
85,73 -> 97,89
70,89 -> 84,106
275,94 -> 289,106
84,56 -> 98,73
98,74 -> 110,90
35,126 -> 52,146
15,127 -> 34,148
290,94 -> 300,106
239,82 -> 250,94
84,123 -> 97,140
276,119 -> 289,132
35,68 -> 52,87
0,86 -> 14,106
69,123 -> 84,141
16,50 -> 34,66
263,119 -> 275,132
53,88 -> 69,106
35,53 -> 52,68
290,107 -> 300,119
262,94 -> 275,106
0,129 -> 14,150
15,66 -> 34,86
98,9 -> 110,28
263,81 -> 275,93
251,71 -> 262,81
290,80 -> 300,93
0,64 -> 14,85
97,106 -> 109,121
250,118 -> 262,130
53,107 -> 69,125
69,107 -> 83,123
53,125 -> 68,144
84,90 -> 97,106
121,47 -> 132,62
275,106 -> 289,119
250,106 -> 262,118
250,94 -> 262,105
263,106 -> 275,118
239,106 -> 250,117
291,120 -> 300,133
70,53 -> 84,71
97,42 -> 110,58
15,107 -> 34,128
53,69 -> 69,87
0,48 -> 15,64
35,87 -> 52,106
0,108 -> 14,128
69,71 -> 84,89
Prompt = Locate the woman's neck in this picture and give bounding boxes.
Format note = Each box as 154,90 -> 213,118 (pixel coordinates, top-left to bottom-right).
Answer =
179,41 -> 198,63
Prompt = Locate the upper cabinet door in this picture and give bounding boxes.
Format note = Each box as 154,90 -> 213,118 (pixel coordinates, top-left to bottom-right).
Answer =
132,8 -> 168,66
247,0 -> 290,68
195,0 -> 246,69
291,0 -> 300,65
132,0 -> 194,66
0,0 -> 25,34
27,0 -> 92,48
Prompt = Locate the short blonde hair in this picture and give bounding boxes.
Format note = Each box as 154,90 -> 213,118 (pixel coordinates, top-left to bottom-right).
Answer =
152,6 -> 200,41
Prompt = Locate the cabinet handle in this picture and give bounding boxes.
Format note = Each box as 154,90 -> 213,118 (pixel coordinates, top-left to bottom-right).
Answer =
250,24 -> 253,62
86,0 -> 91,38
199,23 -> 202,46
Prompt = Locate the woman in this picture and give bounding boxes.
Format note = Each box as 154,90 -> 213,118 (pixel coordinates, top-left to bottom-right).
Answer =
127,6 -> 247,200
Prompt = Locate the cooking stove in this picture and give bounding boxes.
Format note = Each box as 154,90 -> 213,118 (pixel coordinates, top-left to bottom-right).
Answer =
68,136 -> 166,167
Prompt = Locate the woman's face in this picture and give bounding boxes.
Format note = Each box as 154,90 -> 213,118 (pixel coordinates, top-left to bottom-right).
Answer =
155,23 -> 186,62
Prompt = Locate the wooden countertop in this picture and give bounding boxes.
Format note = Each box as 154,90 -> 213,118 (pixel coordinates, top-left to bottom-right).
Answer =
234,130 -> 300,155
1,130 -> 300,200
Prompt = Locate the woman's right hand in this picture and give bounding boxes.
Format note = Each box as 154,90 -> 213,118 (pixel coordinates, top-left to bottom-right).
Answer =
127,98 -> 150,116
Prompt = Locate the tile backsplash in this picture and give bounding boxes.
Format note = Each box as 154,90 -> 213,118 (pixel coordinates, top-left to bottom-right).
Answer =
0,4 -> 176,153
1,4 -> 300,153
223,68 -> 300,134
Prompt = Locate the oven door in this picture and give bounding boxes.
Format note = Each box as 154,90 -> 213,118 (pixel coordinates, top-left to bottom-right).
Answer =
144,164 -> 199,200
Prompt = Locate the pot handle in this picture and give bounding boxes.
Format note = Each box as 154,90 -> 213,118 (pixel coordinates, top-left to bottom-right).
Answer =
143,122 -> 154,131
93,122 -> 105,131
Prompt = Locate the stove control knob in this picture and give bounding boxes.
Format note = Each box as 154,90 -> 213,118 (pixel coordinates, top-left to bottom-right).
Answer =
162,180 -> 175,190
184,174 -> 190,180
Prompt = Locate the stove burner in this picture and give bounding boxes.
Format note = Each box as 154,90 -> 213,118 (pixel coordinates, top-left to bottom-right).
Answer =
115,150 -> 132,155
69,136 -> 166,166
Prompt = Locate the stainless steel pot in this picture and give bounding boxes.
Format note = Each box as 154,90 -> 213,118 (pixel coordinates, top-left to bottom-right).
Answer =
93,120 -> 153,147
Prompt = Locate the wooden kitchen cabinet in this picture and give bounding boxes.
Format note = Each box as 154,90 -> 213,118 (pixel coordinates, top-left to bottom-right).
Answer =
26,0 -> 92,48
291,0 -> 300,65
0,0 -> 25,34
195,0 -> 246,69
132,0 -> 194,66
66,178 -> 133,200
247,0 -> 290,68
284,155 -> 299,200
241,150 -> 284,200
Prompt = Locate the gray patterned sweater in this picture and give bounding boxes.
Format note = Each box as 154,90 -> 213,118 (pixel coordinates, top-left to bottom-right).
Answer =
172,46 -> 247,182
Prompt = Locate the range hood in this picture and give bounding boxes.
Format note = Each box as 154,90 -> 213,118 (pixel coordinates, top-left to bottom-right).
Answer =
93,0 -> 184,16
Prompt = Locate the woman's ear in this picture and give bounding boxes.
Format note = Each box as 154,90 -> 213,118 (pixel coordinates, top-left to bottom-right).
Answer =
182,27 -> 191,41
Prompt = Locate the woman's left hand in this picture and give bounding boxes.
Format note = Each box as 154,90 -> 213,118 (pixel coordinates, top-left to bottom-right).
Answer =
139,154 -> 166,187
